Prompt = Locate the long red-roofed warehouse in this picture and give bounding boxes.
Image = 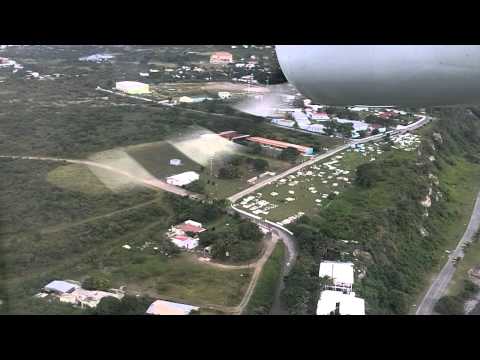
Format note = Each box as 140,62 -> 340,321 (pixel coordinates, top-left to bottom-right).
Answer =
246,136 -> 314,155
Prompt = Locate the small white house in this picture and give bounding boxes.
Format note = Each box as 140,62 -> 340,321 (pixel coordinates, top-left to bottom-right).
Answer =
166,171 -> 200,187
169,158 -> 182,166
319,261 -> 355,292
218,91 -> 231,99
44,280 -> 80,295
171,235 -> 199,250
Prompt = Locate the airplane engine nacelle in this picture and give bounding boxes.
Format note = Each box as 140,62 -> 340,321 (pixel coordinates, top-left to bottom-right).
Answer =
276,45 -> 480,106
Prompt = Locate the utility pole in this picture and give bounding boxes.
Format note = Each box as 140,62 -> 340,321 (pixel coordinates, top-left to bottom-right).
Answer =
210,152 -> 215,177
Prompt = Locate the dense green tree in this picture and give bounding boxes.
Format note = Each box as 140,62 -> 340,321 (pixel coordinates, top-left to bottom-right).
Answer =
279,147 -> 299,163
82,274 -> 112,291
94,296 -> 122,315
218,165 -> 241,179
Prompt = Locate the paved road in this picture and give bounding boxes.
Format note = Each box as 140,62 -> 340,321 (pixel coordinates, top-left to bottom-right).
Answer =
229,204 -> 298,314
416,191 -> 480,315
227,115 -> 429,204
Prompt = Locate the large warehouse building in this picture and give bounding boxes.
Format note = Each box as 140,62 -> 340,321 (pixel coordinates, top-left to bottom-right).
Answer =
115,81 -> 150,94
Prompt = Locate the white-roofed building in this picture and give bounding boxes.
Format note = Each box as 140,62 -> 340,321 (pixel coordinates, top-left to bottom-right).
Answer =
319,261 -> 354,292
115,81 -> 150,94
171,235 -> 199,250
271,118 -> 295,128
218,91 -> 231,99
44,280 -> 80,294
146,300 -> 199,315
349,106 -> 370,112
306,123 -> 325,133
169,158 -> 182,166
336,118 -> 369,132
316,290 -> 365,315
292,111 -> 310,123
166,171 -> 199,187
308,111 -> 330,121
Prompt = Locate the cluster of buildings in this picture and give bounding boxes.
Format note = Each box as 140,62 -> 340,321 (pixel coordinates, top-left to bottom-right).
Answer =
37,280 -> 124,309
166,219 -> 206,250
218,131 -> 314,156
268,98 -> 414,138
316,261 -> 365,315
37,280 -> 199,315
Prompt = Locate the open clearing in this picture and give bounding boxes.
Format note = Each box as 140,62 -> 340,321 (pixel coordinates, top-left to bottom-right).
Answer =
47,163 -> 111,194
107,254 -> 253,308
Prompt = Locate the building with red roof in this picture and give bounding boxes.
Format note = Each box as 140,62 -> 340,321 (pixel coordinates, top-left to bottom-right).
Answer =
246,136 -> 314,155
210,52 -> 233,64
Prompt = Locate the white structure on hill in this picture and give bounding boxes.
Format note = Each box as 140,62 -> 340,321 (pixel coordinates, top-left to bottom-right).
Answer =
316,290 -> 365,315
319,261 -> 354,292
146,300 -> 199,315
166,171 -> 199,187
169,158 -> 182,166
115,81 -> 150,94
317,261 -> 366,315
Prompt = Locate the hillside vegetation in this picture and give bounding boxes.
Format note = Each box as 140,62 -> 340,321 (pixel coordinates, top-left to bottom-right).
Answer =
282,107 -> 480,314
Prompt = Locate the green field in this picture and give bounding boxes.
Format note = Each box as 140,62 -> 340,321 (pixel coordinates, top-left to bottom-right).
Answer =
110,254 -> 252,307
126,140 -> 291,199
1,159 -> 257,313
47,163 -> 111,194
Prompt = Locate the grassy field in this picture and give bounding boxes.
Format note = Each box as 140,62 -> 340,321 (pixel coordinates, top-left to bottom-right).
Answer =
1,160 -> 257,313
125,140 -> 291,199
47,163 -> 111,194
244,242 -> 285,314
109,254 -> 252,307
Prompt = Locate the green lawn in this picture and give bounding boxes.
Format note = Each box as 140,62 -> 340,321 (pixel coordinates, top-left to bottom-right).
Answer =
110,254 -> 252,307
47,163 -> 111,194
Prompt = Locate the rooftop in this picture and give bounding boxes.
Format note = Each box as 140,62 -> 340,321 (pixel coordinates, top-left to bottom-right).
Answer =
146,300 -> 199,315
316,290 -> 365,315
319,261 -> 354,287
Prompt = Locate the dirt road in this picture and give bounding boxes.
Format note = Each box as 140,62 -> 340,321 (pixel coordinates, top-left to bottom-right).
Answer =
0,155 -> 195,197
